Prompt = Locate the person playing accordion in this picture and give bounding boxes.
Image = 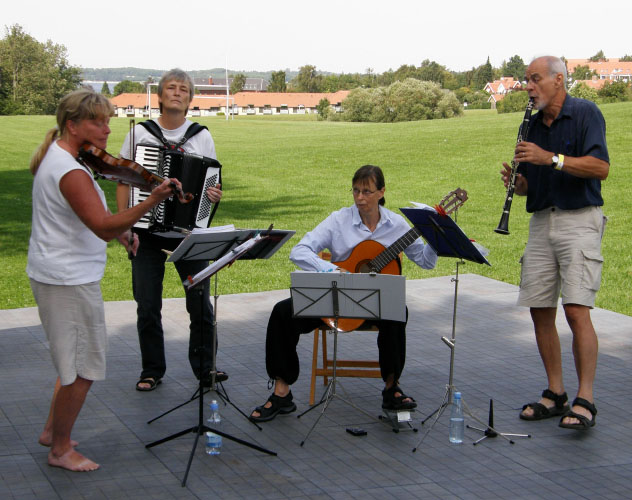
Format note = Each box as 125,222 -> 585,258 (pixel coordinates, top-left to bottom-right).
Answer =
116,69 -> 227,392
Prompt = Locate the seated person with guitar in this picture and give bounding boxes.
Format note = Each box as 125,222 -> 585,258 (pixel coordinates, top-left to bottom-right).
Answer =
250,165 -> 438,422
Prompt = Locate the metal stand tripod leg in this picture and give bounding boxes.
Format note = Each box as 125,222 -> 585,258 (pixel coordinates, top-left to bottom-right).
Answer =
146,275 -> 263,430
297,322 -> 379,446
413,256 -> 463,452
466,399 -> 531,445
413,259 -> 527,451
144,281 -> 276,487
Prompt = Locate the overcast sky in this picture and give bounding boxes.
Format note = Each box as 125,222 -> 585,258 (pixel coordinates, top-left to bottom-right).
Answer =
4,0 -> 630,76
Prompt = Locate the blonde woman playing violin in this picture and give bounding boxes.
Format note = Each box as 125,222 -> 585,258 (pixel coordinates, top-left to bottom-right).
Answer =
27,88 -> 178,472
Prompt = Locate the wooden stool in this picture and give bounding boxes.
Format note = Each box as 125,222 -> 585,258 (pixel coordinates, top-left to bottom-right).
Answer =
309,324 -> 381,405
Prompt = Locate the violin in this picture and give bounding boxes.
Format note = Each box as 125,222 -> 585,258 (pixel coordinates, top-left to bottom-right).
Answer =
77,143 -> 193,203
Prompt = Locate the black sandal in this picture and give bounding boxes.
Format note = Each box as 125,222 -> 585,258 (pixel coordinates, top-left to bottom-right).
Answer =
202,369 -> 229,386
559,397 -> 597,430
382,385 -> 417,410
249,391 -> 297,423
520,389 -> 568,420
135,377 -> 162,392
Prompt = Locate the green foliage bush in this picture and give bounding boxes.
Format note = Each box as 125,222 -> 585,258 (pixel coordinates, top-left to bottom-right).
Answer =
340,79 -> 462,122
454,87 -> 491,109
597,80 -> 631,103
316,98 -> 330,120
496,90 -> 529,113
113,80 -> 145,96
569,82 -> 598,102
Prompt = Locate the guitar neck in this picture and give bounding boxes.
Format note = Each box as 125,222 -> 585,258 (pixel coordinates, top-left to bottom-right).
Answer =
370,226 -> 421,272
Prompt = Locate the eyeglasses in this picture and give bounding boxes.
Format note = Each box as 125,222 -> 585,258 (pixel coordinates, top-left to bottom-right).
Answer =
351,187 -> 377,196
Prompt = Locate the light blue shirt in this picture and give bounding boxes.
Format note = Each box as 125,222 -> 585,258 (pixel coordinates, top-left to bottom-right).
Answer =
289,205 -> 438,272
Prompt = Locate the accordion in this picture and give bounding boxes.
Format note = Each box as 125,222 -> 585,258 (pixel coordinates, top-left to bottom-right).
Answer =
130,143 -> 222,232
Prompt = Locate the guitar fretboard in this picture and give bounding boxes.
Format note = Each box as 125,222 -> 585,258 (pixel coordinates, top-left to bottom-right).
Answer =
369,227 -> 422,272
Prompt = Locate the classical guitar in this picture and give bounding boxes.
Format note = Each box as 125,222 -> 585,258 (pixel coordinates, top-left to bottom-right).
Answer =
322,188 -> 468,332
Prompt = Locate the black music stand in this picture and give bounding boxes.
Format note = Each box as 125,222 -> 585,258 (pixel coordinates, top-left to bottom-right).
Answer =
290,271 -> 406,446
400,205 -> 528,450
147,226 -> 296,424
145,227 -> 293,486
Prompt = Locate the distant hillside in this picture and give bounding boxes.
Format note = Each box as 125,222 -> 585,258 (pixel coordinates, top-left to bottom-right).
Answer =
81,67 -> 299,82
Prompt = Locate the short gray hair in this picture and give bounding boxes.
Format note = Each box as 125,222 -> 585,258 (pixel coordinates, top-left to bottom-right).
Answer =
536,56 -> 567,87
158,69 -> 195,112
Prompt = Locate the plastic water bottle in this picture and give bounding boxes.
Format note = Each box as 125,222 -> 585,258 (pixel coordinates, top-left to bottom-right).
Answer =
449,391 -> 464,444
205,400 -> 222,455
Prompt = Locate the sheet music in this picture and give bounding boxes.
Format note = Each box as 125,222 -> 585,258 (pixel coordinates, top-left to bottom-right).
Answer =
191,224 -> 236,235
408,201 -> 437,212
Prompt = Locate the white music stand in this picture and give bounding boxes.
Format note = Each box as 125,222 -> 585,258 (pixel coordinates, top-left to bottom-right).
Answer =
290,271 -> 405,446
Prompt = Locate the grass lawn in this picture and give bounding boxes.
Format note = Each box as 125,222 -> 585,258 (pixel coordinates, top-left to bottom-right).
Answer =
1,103 -> 630,315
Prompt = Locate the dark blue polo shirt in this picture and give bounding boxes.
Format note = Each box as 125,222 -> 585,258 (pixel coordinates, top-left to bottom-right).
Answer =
517,95 -> 609,213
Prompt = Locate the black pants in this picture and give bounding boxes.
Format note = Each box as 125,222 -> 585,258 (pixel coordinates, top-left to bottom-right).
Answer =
265,297 -> 407,385
132,231 -> 214,380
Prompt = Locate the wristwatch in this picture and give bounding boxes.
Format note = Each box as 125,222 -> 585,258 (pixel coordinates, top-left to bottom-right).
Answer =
551,154 -> 565,170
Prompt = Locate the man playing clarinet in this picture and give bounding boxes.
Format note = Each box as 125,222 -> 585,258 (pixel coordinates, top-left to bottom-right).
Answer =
500,56 -> 609,431
117,69 -> 227,392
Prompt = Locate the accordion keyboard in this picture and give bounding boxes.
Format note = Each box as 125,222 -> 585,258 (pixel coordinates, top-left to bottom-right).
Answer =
130,144 -> 161,229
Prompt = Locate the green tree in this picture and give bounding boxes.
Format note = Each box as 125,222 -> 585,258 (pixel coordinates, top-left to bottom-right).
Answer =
504,55 -> 526,80
571,65 -> 597,81
392,64 -> 419,81
569,82 -> 598,102
0,24 -> 81,115
417,59 -> 457,89
620,55 -> 632,62
268,70 -> 287,92
589,50 -> 607,62
230,73 -> 246,94
316,98 -> 330,120
292,65 -> 323,92
496,89 -> 529,113
472,57 -> 493,90
100,81 -> 111,95
364,67 -> 377,88
112,80 -> 145,95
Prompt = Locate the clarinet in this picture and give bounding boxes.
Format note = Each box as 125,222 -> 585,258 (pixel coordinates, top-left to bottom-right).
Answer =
494,98 -> 535,235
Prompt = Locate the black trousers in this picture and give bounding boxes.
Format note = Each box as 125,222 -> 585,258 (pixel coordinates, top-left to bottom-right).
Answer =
265,297 -> 407,386
132,230 -> 214,380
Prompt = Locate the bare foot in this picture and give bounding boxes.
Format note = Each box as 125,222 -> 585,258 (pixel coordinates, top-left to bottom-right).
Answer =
48,448 -> 99,472
39,433 -> 78,448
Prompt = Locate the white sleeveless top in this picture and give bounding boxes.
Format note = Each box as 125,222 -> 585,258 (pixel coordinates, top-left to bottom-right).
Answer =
27,141 -> 108,285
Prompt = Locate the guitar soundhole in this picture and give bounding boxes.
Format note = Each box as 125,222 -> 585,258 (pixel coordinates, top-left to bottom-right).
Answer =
357,260 -> 374,273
